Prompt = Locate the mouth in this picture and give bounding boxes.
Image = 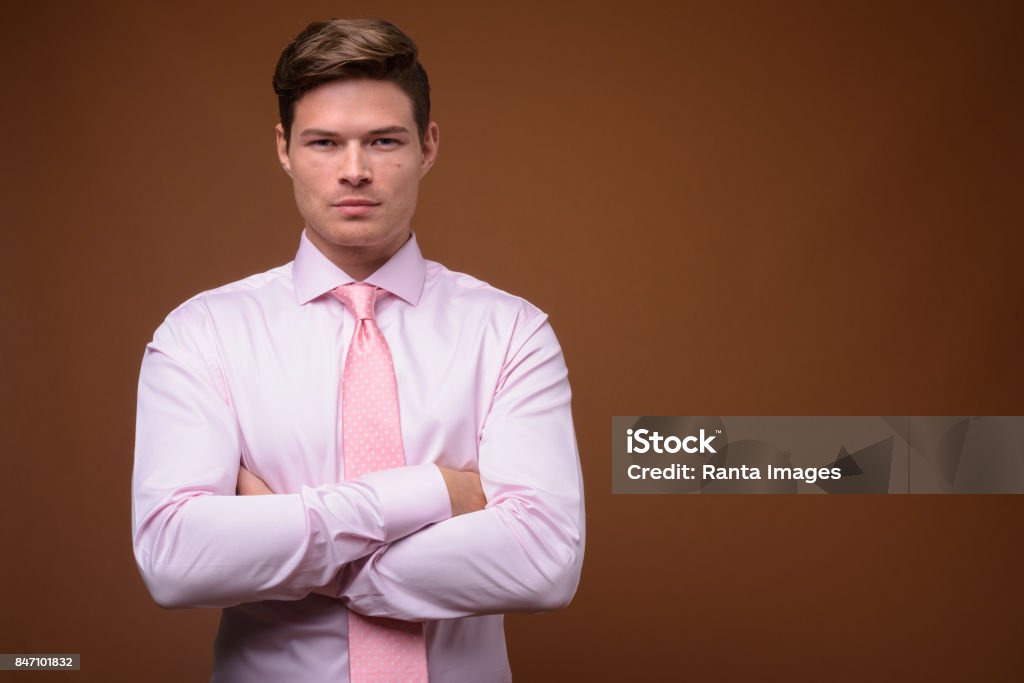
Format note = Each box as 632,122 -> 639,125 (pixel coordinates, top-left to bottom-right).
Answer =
332,198 -> 380,217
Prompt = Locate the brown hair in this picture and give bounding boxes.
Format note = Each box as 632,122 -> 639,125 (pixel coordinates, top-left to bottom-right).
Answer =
273,18 -> 430,146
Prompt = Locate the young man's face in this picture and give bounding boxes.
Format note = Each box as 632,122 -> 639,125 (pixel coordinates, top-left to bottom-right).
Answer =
276,79 -> 439,271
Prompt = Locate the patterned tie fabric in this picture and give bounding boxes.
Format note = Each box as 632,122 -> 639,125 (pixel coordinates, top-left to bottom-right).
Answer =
331,283 -> 429,683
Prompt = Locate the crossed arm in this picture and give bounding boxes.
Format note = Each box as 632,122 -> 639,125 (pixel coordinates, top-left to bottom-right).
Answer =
132,302 -> 584,618
238,465 -> 486,517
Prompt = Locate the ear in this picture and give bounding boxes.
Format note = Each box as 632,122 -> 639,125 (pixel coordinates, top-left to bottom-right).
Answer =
419,121 -> 440,178
275,124 -> 293,176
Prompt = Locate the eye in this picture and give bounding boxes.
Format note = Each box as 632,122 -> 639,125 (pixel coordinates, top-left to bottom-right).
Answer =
371,137 -> 401,148
309,139 -> 336,148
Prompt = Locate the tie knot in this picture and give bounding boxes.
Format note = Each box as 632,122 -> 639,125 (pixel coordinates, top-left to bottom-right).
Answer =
331,283 -> 381,320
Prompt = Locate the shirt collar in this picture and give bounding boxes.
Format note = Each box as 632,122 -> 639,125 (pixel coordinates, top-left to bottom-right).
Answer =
292,229 -> 426,306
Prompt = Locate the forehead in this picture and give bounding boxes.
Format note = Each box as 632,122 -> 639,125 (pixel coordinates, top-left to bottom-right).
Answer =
292,79 -> 416,133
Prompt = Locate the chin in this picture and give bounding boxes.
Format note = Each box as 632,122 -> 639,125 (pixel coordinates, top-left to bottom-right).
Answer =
312,222 -> 404,250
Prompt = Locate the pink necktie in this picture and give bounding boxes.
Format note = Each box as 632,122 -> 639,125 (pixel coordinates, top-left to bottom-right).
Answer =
331,283 -> 429,683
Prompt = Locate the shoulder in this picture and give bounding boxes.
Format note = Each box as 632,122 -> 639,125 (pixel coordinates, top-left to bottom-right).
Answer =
421,259 -> 562,360
152,263 -> 293,347
423,259 -> 547,326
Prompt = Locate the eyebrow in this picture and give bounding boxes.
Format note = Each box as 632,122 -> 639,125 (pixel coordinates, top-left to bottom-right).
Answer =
298,126 -> 411,138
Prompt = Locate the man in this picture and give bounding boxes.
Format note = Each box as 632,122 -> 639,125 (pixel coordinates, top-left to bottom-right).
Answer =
131,18 -> 585,683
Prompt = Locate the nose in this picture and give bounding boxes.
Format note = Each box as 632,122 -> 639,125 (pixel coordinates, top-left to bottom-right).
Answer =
337,143 -> 371,186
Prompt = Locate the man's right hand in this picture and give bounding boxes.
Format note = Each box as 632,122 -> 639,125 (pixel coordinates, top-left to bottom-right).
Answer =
436,466 -> 486,517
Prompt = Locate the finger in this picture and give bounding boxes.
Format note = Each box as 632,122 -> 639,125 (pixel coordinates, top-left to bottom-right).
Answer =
237,466 -> 274,495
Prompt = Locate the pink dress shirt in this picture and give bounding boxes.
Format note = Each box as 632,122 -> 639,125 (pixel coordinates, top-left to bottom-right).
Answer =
131,231 -> 586,682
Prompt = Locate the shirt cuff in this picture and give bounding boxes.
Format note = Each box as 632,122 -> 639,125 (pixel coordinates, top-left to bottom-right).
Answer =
362,464 -> 452,542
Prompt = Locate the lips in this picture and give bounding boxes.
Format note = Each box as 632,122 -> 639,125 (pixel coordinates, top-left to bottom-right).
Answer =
333,198 -> 380,217
333,198 -> 380,207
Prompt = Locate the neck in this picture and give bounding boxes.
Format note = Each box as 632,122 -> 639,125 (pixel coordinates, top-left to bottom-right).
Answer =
305,228 -> 410,281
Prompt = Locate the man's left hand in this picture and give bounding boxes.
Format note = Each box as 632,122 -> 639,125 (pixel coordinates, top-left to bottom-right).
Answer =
237,465 -> 274,495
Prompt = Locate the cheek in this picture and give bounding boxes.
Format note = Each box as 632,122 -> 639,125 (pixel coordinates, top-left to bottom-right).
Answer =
292,168 -> 326,200
391,163 -> 422,194
292,156 -> 329,182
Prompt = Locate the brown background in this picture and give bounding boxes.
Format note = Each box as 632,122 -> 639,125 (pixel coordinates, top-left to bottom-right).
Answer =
3,0 -> 1023,680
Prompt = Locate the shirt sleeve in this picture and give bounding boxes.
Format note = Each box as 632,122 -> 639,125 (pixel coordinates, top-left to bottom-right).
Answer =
336,311 -> 586,621
131,300 -> 452,610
